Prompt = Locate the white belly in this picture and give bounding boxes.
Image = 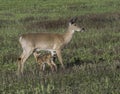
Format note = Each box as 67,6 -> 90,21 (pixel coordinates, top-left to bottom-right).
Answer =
35,48 -> 56,56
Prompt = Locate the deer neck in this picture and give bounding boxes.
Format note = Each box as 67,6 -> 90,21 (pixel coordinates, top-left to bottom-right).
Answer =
63,29 -> 75,45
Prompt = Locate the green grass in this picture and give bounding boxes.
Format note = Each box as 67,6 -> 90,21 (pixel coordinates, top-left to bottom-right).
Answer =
0,0 -> 120,20
0,0 -> 120,94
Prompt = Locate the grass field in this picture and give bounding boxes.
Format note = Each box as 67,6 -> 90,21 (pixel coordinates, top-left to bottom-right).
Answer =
0,0 -> 120,94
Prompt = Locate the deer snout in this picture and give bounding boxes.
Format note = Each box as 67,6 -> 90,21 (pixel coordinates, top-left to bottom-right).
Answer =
81,27 -> 85,32
82,27 -> 85,30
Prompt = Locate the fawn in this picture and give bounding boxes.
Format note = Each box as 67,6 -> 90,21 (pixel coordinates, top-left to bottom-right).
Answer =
33,51 -> 57,72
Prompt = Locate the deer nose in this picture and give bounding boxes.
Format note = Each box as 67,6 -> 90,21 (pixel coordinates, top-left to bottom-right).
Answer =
82,28 -> 85,31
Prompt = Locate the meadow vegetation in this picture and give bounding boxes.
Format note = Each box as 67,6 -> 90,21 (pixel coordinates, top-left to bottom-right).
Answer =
0,0 -> 120,93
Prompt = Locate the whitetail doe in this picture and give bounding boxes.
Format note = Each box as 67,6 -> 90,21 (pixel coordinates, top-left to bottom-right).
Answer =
17,17 -> 84,75
33,50 -> 57,72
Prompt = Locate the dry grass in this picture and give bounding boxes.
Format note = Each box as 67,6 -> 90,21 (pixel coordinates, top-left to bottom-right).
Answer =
23,12 -> 120,30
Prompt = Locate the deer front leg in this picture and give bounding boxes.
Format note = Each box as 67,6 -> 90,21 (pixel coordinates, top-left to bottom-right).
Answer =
56,49 -> 65,69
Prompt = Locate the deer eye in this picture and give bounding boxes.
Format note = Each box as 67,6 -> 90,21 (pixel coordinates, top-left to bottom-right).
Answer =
74,24 -> 76,26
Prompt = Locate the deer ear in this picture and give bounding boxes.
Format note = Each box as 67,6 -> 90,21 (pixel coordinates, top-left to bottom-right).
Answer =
72,17 -> 77,23
69,17 -> 77,25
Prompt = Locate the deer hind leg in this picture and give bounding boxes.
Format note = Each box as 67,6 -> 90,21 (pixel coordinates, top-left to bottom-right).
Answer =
17,48 -> 33,76
17,50 -> 26,76
39,63 -> 43,71
39,63 -> 45,71
42,63 -> 46,71
56,50 -> 65,69
47,60 -> 54,72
